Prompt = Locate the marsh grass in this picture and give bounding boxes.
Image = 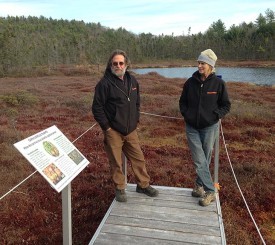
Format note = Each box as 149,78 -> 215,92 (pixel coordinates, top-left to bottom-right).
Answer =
0,73 -> 274,244
231,100 -> 274,120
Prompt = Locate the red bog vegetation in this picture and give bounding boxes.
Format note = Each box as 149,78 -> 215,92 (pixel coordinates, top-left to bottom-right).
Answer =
0,69 -> 274,244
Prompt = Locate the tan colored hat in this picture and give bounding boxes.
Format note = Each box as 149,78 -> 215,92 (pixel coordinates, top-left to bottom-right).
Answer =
197,49 -> 217,67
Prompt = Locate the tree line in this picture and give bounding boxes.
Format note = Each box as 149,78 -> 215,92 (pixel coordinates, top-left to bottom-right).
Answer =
0,8 -> 274,76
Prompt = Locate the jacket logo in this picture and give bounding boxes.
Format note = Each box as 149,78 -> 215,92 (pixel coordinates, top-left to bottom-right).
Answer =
207,91 -> 217,94
132,87 -> 137,90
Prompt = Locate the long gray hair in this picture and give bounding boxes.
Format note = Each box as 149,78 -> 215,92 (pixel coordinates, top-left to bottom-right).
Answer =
106,49 -> 131,69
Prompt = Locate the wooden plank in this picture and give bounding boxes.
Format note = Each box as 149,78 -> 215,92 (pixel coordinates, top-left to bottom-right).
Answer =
106,216 -> 221,236
120,192 -> 217,211
111,204 -> 218,227
89,184 -> 225,245
93,233 -> 188,245
99,224 -> 221,244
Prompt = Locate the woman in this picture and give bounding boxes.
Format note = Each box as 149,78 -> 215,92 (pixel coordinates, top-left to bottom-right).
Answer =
179,49 -> 231,206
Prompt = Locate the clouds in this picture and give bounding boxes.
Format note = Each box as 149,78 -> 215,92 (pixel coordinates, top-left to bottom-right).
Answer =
0,0 -> 53,17
0,0 -> 274,35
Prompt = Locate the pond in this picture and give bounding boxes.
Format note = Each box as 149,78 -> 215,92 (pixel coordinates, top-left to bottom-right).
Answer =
132,67 -> 275,86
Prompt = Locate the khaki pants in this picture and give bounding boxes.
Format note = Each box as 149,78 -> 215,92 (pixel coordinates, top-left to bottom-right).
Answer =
103,128 -> 150,190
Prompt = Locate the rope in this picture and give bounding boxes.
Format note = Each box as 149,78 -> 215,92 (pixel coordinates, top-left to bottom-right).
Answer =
0,171 -> 37,200
72,123 -> 97,143
0,123 -> 97,201
140,111 -> 182,120
220,122 -> 266,245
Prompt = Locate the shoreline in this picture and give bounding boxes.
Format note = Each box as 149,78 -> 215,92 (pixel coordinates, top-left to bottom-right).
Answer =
1,60 -> 274,78
132,60 -> 275,69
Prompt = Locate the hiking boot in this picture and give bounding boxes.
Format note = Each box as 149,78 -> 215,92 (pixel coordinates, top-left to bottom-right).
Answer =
136,185 -> 159,197
115,189 -> 127,202
192,185 -> 205,197
199,192 -> 216,206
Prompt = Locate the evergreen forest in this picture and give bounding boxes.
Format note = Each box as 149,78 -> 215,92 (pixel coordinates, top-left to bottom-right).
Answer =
0,8 -> 274,76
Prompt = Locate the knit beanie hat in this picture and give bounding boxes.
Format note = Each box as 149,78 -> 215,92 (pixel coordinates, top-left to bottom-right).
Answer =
197,49 -> 217,67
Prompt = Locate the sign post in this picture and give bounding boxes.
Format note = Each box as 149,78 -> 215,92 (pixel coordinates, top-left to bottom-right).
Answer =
14,125 -> 90,244
62,183 -> 72,245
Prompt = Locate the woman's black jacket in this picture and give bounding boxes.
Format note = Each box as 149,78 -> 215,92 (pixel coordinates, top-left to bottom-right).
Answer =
179,71 -> 231,129
92,68 -> 140,136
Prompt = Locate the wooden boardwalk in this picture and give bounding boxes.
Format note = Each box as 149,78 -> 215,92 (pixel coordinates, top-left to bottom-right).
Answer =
89,184 -> 226,245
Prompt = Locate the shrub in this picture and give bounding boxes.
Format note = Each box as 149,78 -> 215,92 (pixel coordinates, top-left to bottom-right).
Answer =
0,91 -> 39,107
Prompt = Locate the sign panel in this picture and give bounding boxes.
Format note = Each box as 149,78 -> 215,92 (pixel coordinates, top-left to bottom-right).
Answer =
14,125 -> 89,192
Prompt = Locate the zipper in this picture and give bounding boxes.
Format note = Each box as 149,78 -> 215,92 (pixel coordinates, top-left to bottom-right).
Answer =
197,83 -> 203,127
126,79 -> 132,132
114,84 -> 130,101
106,76 -> 131,133
106,77 -> 130,101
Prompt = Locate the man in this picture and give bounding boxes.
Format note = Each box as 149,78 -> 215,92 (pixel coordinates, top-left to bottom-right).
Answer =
92,49 -> 158,202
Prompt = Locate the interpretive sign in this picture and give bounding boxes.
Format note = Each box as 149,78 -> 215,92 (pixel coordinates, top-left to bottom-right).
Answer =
14,125 -> 89,192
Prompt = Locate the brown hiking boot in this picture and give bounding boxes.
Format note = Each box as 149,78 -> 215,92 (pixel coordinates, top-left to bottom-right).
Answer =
199,192 -> 216,206
115,189 -> 127,202
192,185 -> 205,197
136,185 -> 159,197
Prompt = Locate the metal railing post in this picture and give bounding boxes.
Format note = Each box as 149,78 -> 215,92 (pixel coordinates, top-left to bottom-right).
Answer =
122,153 -> 127,185
214,120 -> 220,193
62,183 -> 72,245
214,74 -> 222,193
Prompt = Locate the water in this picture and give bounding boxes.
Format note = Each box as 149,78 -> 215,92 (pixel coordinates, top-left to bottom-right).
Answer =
132,67 -> 275,85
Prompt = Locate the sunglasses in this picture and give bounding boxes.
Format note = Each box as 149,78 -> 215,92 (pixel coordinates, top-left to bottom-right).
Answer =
112,61 -> 125,66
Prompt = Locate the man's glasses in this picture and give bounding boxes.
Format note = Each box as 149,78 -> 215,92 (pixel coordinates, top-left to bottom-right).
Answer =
112,61 -> 124,66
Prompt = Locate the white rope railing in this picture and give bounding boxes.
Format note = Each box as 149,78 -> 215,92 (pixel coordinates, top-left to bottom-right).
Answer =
71,123 -> 97,143
0,171 -> 38,200
140,111 -> 182,120
220,122 -> 266,245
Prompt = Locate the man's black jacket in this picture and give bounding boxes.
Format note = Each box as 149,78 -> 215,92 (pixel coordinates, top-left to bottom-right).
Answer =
92,68 -> 140,136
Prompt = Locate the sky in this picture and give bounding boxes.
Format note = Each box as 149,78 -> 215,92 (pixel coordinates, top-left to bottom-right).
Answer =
0,0 -> 274,36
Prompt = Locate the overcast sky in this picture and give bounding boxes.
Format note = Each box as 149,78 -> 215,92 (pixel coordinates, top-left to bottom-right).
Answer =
0,0 -> 274,35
